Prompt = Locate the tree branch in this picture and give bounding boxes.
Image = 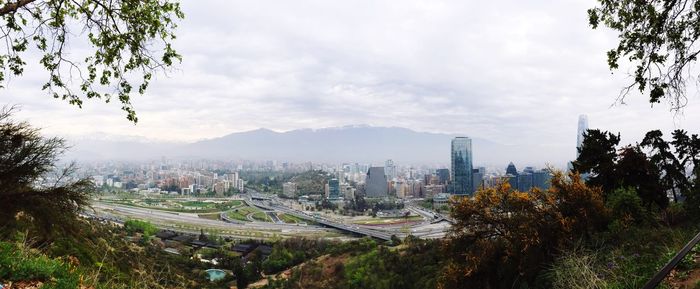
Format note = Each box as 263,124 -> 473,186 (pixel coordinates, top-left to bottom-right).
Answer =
0,0 -> 38,16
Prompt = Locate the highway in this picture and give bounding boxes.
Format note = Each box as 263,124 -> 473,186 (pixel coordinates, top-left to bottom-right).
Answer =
92,203 -> 341,239
92,192 -> 452,241
248,198 -> 395,241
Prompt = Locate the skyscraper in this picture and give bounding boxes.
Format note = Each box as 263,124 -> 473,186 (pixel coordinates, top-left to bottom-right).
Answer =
451,137 -> 473,195
472,167 -> 485,192
533,169 -> 552,190
436,168 -> 450,185
328,178 -> 340,199
576,114 -> 589,158
506,162 -> 518,176
365,167 -> 388,198
384,159 -> 396,179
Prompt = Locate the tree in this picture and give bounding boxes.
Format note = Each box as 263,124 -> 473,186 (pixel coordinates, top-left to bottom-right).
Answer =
0,0 -> 183,122
0,107 -> 93,238
616,146 -> 668,209
640,130 -> 688,202
440,171 -> 607,289
588,0 -> 700,110
672,129 -> 700,214
572,129 -> 620,193
672,129 -> 700,176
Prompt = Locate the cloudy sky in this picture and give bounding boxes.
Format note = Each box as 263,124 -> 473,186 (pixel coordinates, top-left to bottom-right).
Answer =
5,0 -> 700,162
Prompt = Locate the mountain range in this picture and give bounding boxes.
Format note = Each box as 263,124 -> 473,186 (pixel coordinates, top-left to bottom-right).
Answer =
63,125 -> 572,167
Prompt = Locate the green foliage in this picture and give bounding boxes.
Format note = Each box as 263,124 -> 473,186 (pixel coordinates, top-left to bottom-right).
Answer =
0,108 -> 94,240
641,130 -> 688,203
549,225 -> 700,288
606,187 -> 646,227
573,129 -> 700,210
0,241 -> 80,289
123,219 -> 158,238
572,129 -> 620,193
616,146 -> 667,209
0,0 -> 183,122
260,238 -> 440,289
588,0 -> 700,110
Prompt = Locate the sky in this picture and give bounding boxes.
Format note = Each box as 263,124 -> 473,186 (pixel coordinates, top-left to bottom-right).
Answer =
5,0 -> 700,163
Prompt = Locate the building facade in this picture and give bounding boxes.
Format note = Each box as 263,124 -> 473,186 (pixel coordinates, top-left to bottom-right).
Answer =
365,167 -> 388,198
328,178 -> 340,199
576,114 -> 589,158
451,137 -> 473,195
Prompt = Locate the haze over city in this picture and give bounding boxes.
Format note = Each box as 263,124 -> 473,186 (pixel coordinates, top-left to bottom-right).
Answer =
5,0 -> 700,167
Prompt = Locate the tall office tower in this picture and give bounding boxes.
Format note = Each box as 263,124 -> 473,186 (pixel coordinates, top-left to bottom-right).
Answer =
328,178 -> 340,199
365,167 -> 388,198
451,137 -> 474,195
385,159 -> 397,179
533,169 -> 552,190
472,167 -> 485,192
517,173 -> 533,192
506,162 -> 518,176
576,114 -> 589,158
436,168 -> 450,184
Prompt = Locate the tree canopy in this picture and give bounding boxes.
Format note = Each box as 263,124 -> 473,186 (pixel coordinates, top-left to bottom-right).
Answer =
589,0 -> 700,110
440,171 -> 608,289
0,0 -> 183,122
0,107 -> 93,239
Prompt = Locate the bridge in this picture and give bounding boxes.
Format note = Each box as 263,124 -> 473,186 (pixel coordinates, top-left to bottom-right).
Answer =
248,199 -> 394,241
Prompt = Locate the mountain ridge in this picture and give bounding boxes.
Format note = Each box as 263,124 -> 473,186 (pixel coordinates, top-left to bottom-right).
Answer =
63,125 -> 571,167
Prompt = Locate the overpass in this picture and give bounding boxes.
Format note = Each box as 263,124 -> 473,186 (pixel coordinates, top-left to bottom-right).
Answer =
248,199 -> 394,241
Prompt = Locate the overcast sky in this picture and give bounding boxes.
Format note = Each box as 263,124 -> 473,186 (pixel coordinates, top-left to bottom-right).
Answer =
5,0 -> 700,161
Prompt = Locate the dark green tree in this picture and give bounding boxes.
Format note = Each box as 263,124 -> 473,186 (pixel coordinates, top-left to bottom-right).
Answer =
572,129 -> 620,194
0,107 -> 94,239
588,0 -> 700,110
672,129 -> 700,214
616,146 -> 668,210
640,130 -> 688,202
0,0 -> 183,122
672,129 -> 700,175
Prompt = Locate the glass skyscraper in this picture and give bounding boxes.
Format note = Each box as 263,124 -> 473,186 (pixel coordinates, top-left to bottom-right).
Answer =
576,114 -> 588,158
451,137 -> 473,195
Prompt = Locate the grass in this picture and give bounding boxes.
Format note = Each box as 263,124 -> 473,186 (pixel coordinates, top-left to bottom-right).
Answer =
548,224 -> 700,288
0,241 -> 81,289
227,205 -> 263,222
352,215 -> 422,225
252,212 -> 271,222
180,200 -> 210,207
198,213 -> 221,220
279,213 -> 305,224
98,199 -> 245,214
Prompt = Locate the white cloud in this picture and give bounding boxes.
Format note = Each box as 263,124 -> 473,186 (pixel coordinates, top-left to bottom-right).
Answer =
3,0 -> 700,164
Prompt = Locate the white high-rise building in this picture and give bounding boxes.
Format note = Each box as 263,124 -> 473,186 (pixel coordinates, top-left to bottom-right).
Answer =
576,114 -> 589,158
384,159 -> 396,180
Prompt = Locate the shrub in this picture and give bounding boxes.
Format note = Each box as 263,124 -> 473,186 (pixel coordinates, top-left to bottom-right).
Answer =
606,187 -> 646,227
440,171 -> 608,288
547,248 -> 607,289
123,220 -> 158,238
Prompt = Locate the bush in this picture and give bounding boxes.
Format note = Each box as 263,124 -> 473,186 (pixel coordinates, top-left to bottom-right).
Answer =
0,241 -> 80,289
606,187 -> 646,227
123,220 -> 158,238
547,248 -> 607,289
440,171 -> 608,288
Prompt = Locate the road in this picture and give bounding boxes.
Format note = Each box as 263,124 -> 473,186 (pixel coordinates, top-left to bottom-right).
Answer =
93,192 -> 453,241
92,203 -> 342,239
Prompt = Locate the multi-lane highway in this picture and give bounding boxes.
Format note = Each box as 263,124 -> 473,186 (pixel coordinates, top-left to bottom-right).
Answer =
93,192 -> 452,241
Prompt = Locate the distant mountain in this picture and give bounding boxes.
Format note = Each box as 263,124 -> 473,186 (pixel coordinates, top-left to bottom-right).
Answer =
63,126 -> 572,167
